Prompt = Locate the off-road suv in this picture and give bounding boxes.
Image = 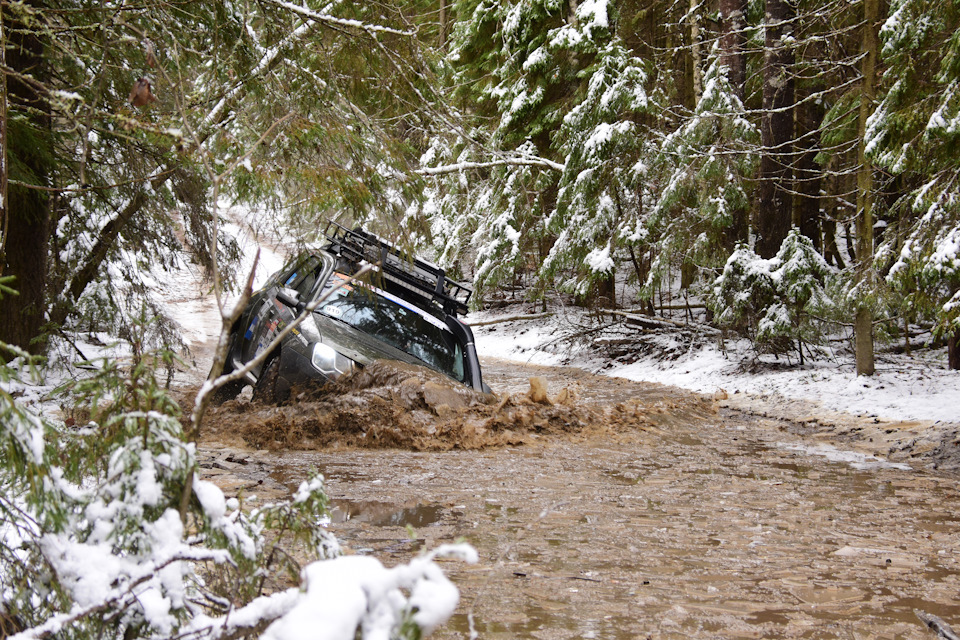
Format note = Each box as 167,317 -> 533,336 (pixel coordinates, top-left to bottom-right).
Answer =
220,221 -> 486,403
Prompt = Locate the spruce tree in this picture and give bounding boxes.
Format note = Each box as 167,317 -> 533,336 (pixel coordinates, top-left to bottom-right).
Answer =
1,1 -> 439,357
647,51 -> 759,296
869,0 -> 960,367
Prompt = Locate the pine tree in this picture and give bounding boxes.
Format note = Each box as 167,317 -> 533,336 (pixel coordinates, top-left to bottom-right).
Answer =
0,330 -> 472,638
711,245 -> 780,340
869,0 -> 960,368
767,228 -> 835,363
418,0 -> 654,303
646,51 -> 759,296
541,41 -> 651,300
711,229 -> 833,362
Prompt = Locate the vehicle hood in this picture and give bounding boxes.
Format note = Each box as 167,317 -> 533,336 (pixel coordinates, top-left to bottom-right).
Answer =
312,312 -> 438,372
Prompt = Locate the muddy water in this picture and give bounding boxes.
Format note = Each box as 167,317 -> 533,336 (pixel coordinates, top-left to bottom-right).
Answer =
198,358 -> 960,639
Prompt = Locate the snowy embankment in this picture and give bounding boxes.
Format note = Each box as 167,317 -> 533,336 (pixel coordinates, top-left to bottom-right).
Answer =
467,309 -> 960,425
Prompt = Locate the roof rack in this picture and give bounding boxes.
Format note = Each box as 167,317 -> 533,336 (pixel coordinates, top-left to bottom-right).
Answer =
321,219 -> 472,317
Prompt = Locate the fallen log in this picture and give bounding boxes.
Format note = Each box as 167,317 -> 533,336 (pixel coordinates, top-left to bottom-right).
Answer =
466,312 -> 555,327
600,309 -> 721,336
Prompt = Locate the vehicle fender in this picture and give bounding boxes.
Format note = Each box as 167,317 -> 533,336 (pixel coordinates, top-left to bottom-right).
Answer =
444,315 -> 484,391
275,345 -> 329,396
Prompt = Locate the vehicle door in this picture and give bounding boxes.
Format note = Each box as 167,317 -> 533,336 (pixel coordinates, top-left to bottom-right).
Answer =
239,253 -> 322,371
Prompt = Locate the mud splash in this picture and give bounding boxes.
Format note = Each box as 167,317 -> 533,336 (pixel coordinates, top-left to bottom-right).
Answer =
201,360 -> 715,451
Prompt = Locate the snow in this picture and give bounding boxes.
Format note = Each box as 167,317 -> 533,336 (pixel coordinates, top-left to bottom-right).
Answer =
577,0 -> 610,30
262,556 -> 387,640
585,242 -> 615,274
523,46 -> 548,71
467,308 -> 960,424
194,478 -> 228,522
775,443 -> 912,470
261,545 -> 475,640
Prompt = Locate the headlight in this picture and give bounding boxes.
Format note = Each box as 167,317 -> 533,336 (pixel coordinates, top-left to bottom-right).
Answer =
310,343 -> 354,377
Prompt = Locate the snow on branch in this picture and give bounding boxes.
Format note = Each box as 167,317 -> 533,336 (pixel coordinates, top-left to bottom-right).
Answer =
202,3 -> 414,130
203,20 -> 314,129
416,156 -> 566,176
264,1 -> 417,36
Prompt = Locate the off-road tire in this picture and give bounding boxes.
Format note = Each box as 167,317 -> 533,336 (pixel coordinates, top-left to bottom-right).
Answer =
210,379 -> 246,404
252,354 -> 281,405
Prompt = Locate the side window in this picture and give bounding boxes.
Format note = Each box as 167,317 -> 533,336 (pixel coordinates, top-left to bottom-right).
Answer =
291,256 -> 323,298
276,253 -> 311,288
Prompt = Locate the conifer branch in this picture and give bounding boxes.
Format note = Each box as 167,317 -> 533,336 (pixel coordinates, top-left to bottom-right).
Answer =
263,1 -> 417,36
416,156 -> 566,176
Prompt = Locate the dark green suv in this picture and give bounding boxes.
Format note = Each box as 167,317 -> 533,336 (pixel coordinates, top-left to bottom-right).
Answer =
221,222 -> 486,402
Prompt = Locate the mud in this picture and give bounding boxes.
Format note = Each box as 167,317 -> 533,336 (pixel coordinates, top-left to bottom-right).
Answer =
196,358 -> 960,639
201,360 -> 714,451
719,392 -> 960,472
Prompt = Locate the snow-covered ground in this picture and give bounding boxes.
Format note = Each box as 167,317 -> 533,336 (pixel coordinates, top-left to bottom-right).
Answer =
467,309 -> 960,425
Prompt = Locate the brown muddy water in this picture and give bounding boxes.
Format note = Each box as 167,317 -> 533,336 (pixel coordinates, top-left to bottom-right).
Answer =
197,357 -> 960,639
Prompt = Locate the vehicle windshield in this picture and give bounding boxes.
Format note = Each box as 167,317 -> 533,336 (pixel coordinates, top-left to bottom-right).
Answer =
316,274 -> 465,382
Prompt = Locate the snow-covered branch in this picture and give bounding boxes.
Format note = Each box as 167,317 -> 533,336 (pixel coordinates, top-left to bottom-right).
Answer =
263,1 -> 417,37
202,20 -> 314,129
416,156 -> 566,176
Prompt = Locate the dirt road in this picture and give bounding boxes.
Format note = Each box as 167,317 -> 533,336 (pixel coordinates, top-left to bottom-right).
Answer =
198,357 -> 960,639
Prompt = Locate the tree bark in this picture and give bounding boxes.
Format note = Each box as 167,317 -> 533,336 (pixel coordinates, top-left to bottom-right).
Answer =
719,0 -> 749,250
855,0 -> 880,376
948,331 -> 960,371
439,0 -> 448,51
794,83 -> 825,250
756,0 -> 795,259
0,1 -> 52,356
822,217 -> 845,268
719,0 -> 747,99
689,0 -> 703,101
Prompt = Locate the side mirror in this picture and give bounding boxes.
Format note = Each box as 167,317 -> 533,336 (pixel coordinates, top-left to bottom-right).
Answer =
276,287 -> 305,313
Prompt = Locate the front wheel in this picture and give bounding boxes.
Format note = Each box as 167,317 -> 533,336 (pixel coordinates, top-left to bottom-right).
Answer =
211,378 -> 246,404
252,354 -> 282,404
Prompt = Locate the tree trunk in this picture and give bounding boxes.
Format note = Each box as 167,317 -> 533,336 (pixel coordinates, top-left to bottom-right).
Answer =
47,192 -> 149,330
756,0 -> 795,259
0,1 -> 51,356
719,0 -> 747,99
578,272 -> 617,309
854,0 -> 880,376
599,272 -> 617,309
821,218 -> 844,268
719,0 -> 749,250
439,0 -> 448,51
949,331 -> 960,370
794,84 -> 825,250
689,0 -> 702,101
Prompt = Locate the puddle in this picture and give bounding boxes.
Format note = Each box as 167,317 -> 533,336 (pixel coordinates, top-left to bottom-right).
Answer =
777,442 -> 913,470
326,500 -> 443,527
